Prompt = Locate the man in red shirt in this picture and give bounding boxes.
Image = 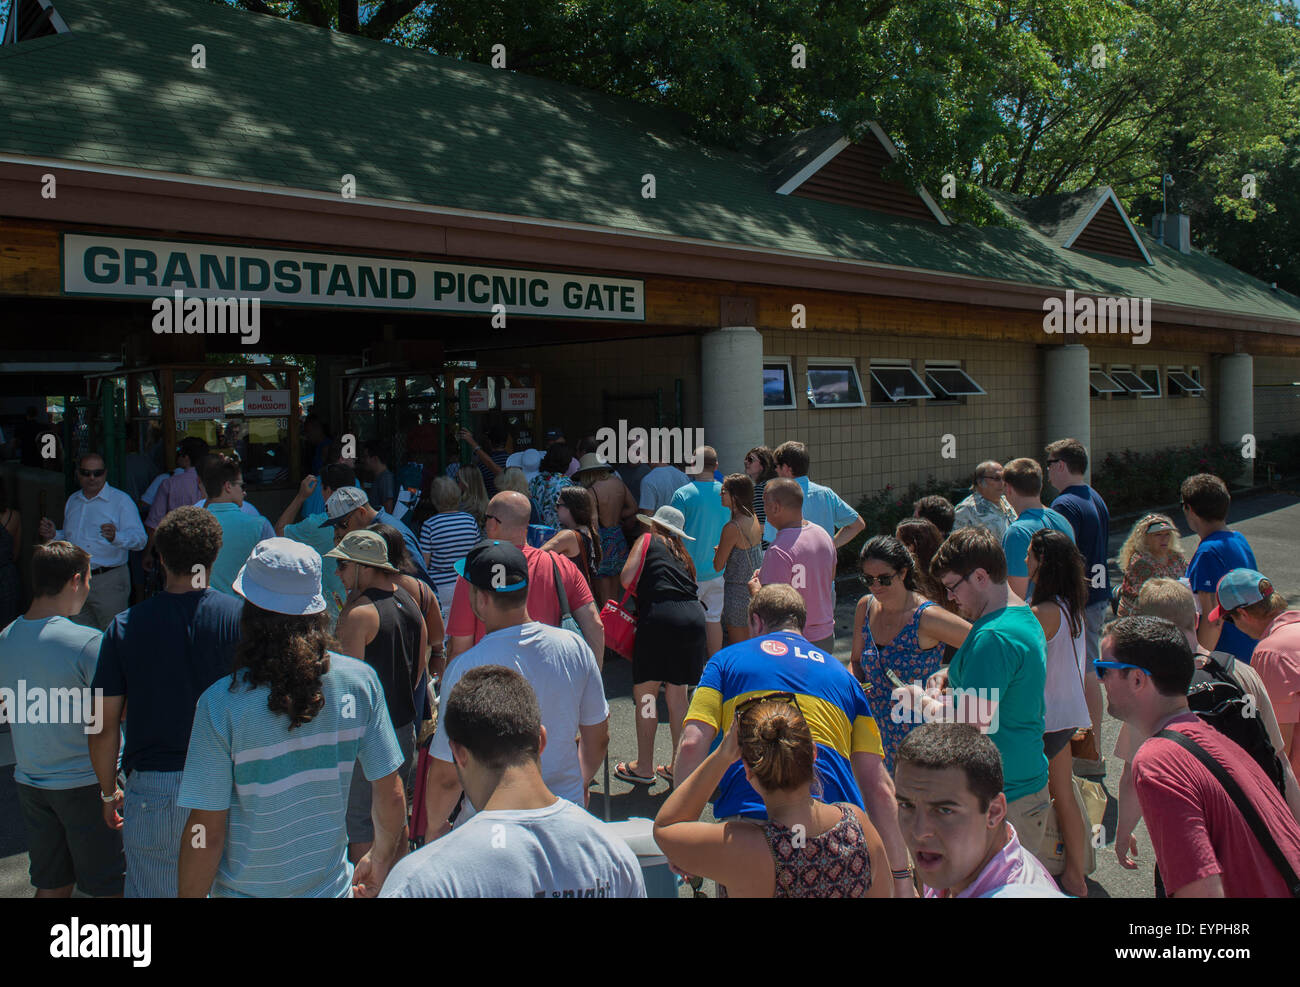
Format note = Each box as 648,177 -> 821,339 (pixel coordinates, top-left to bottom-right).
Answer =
445,491 -> 604,664
1210,568 -> 1300,780
1100,614 -> 1300,897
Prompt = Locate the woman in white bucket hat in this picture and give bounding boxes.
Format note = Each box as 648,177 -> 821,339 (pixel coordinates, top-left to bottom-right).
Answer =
176,538 -> 410,899
613,507 -> 708,787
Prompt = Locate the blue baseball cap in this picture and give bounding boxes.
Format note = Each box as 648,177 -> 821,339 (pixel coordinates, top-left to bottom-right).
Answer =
1209,569 -> 1273,623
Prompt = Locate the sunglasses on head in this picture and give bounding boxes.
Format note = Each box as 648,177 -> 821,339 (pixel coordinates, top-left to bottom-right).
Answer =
79,468 -> 106,478
734,691 -> 798,721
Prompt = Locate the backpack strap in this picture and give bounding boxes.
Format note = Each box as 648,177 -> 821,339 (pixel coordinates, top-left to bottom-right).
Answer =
551,555 -> 573,621
1155,728 -> 1300,897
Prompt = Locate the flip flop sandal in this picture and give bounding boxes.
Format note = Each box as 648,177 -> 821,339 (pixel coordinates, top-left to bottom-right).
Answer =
614,761 -> 656,785
655,765 -> 674,784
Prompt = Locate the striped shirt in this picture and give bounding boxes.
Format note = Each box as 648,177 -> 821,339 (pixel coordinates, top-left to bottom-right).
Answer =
178,652 -> 404,898
419,512 -> 480,589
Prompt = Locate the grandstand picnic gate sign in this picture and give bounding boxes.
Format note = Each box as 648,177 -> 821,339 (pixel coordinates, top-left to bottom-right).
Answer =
61,234 -> 646,321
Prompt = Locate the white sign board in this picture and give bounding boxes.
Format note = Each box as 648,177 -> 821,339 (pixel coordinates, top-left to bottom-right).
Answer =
468,388 -> 490,412
244,389 -> 292,417
175,392 -> 226,421
63,234 -> 646,321
502,387 -> 536,411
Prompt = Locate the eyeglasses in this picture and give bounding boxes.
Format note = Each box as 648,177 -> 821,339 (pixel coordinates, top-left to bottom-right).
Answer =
1046,459 -> 1062,466
744,455 -> 756,464
941,572 -> 971,596
1094,660 -> 1142,678
485,513 -> 502,524
734,691 -> 798,721
861,572 -> 897,588
977,474 -> 1003,483
79,468 -> 106,478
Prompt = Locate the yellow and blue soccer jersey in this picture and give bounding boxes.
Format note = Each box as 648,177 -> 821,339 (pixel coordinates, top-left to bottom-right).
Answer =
684,631 -> 883,819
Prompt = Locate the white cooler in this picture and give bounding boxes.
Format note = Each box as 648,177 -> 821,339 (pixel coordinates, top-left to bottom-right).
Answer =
604,817 -> 678,898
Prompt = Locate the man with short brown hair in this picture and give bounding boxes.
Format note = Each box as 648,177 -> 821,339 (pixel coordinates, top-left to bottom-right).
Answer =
1000,457 -> 1073,599
765,441 -> 864,548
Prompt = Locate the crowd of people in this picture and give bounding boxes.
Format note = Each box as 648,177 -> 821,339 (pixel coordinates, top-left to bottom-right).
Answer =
1,425 -> 1298,900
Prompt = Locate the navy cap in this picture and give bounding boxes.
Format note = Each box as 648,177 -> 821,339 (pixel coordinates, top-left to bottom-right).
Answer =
454,539 -> 529,592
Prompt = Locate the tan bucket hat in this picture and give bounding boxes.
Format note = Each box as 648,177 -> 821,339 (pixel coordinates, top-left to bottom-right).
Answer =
324,529 -> 399,572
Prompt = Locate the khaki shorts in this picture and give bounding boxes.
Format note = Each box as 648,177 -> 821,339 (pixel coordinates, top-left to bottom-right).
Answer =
1005,785 -> 1052,865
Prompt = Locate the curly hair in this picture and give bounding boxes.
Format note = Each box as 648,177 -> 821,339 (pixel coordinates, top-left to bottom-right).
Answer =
229,604 -> 333,729
155,505 -> 223,577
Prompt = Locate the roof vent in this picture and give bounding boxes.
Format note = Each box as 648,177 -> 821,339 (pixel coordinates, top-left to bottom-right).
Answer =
1152,212 -> 1191,254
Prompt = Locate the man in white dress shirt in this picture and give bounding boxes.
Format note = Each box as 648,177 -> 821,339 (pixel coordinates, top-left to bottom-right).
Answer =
38,452 -> 146,629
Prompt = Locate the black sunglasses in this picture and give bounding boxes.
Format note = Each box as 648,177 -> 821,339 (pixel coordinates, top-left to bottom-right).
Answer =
861,572 -> 897,588
79,468 -> 106,478
734,691 -> 799,721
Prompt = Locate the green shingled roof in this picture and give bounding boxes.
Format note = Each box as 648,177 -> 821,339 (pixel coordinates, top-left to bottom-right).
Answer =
3,0 -> 1299,326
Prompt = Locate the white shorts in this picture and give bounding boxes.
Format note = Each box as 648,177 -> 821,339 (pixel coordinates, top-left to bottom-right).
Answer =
697,575 -> 725,622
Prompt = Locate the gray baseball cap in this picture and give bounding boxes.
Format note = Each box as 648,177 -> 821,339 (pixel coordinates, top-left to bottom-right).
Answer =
320,486 -> 369,527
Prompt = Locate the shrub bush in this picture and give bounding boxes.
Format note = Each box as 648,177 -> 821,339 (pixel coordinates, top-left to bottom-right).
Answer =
1090,442 -> 1245,515
1258,433 -> 1300,479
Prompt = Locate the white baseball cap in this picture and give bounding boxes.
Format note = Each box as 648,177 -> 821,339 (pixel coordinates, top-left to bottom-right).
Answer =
232,538 -> 326,615
321,486 -> 369,528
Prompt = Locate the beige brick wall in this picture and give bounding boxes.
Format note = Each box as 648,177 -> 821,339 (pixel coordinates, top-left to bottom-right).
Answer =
760,330 -> 1040,504
1088,345 -> 1213,461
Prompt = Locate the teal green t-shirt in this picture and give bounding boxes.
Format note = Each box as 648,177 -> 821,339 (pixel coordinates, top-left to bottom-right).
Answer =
948,604 -> 1048,801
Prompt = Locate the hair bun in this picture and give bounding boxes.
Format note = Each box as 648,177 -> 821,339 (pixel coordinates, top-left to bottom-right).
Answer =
758,715 -> 787,743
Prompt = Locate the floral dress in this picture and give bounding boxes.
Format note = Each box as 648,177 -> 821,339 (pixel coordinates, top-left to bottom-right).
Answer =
1116,551 -> 1187,616
857,599 -> 944,773
529,471 -> 572,528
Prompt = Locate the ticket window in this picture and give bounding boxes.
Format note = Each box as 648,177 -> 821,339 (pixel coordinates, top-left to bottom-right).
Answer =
175,374 -> 293,489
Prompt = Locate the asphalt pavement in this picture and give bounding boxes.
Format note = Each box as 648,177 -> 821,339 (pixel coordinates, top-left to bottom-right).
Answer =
3,489 -> 1298,898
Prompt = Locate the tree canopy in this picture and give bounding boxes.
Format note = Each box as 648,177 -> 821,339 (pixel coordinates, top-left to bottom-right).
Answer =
217,0 -> 1300,288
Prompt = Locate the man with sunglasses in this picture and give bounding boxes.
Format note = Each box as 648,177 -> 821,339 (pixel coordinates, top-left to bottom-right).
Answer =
203,454 -> 268,597
926,527 -> 1052,864
952,461 -> 1018,541
1099,615 -> 1300,897
677,583 -> 916,898
38,453 -> 146,630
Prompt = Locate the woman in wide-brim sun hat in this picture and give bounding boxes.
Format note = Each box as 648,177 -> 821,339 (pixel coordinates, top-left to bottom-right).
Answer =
614,505 -> 708,788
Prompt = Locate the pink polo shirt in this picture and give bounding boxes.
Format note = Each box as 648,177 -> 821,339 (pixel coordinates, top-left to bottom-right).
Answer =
144,467 -> 204,529
1252,611 -> 1300,776
758,520 -> 836,641
923,823 -> 1064,898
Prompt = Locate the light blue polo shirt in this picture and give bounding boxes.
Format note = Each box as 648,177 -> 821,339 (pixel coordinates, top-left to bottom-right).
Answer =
283,511 -> 346,625
764,476 -> 858,543
670,480 -> 730,582
207,501 -> 269,596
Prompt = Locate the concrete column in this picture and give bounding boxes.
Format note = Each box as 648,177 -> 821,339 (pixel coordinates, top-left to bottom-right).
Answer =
1217,353 -> 1254,485
1042,344 -> 1092,482
701,326 -> 764,474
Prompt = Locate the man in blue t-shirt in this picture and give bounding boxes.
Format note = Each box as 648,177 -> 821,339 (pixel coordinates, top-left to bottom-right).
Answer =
1001,457 -> 1074,600
674,584 -> 917,899
1045,438 -> 1108,773
763,441 -> 865,547
671,446 -> 731,657
0,542 -> 124,898
1180,472 -> 1260,663
90,506 -> 243,898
